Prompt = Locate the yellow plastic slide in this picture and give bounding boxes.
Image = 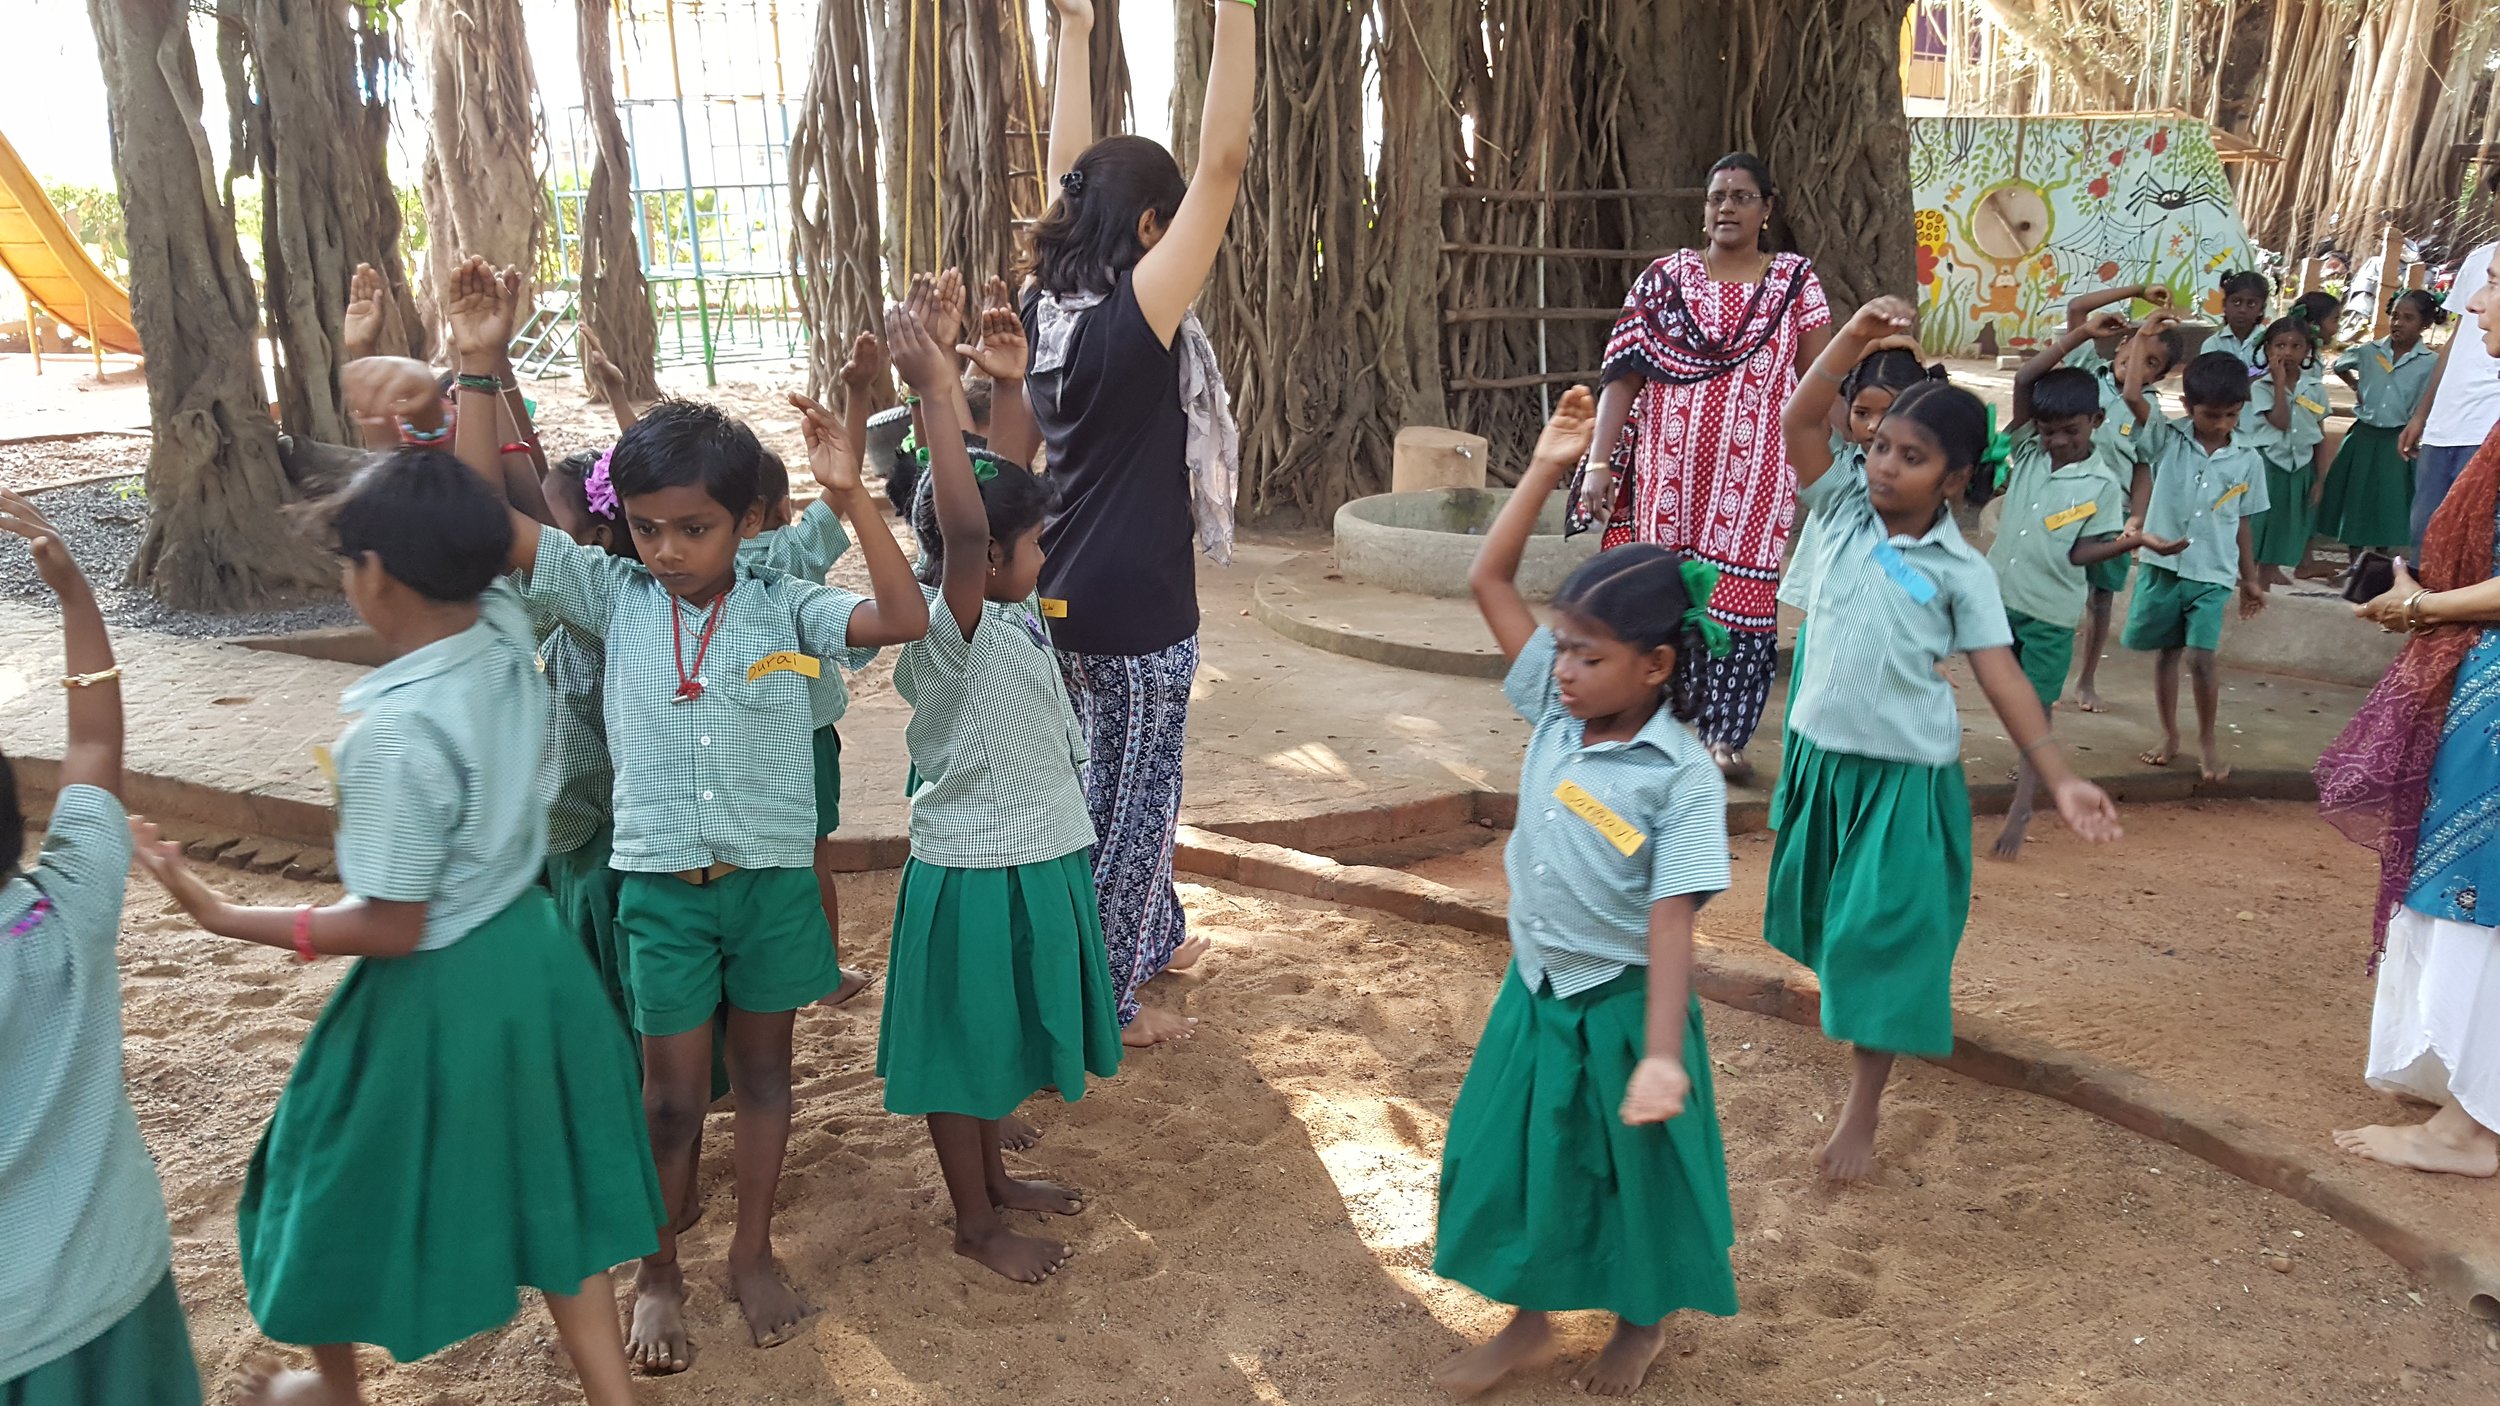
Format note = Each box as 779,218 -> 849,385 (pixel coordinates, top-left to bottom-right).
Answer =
0,128 -> 140,354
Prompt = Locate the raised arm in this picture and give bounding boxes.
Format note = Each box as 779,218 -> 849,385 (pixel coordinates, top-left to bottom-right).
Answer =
2118,312 -> 2178,433
0,490 -> 118,796
1785,296 -> 1916,488
1132,0 -> 1256,345
446,255 -> 550,575
897,301 -> 995,638
960,277 -> 1040,465
2017,313 -> 2125,430
2262,360 -> 2296,433
1471,387 -> 1595,662
1044,0 -> 1095,190
2066,280 -> 2159,332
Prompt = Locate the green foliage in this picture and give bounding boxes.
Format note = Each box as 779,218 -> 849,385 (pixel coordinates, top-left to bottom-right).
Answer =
40,183 -> 128,278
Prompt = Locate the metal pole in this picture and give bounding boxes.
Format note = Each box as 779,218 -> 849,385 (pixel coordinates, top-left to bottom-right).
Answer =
665,0 -> 718,385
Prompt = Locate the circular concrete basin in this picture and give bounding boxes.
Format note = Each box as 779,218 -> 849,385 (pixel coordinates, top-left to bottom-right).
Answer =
1334,487 -> 1598,600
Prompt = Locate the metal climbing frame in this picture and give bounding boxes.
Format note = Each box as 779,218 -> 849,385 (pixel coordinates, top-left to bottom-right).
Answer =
536,0 -> 806,386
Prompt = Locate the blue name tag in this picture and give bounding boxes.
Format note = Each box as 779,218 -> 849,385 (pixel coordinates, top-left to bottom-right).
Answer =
1871,541 -> 1938,604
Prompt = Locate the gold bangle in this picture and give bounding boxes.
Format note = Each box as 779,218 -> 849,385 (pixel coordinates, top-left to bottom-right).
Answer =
60,666 -> 121,689
2404,589 -> 2435,632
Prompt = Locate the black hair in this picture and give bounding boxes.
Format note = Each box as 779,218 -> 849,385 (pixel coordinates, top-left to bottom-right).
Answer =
542,448 -> 640,562
755,447 -> 791,510
1885,378 -> 1991,476
2217,269 -> 2270,304
1028,134 -> 1189,298
2029,366 -> 2104,424
2141,325 -> 2187,376
2392,288 -> 2446,327
1841,348 -> 1932,401
1548,545 -> 1709,724
2181,350 -> 2256,408
325,447 -> 514,602
0,749 -> 20,883
2261,314 -> 2320,368
911,450 -> 1057,586
606,398 -> 765,520
1707,152 -> 1778,252
962,374 -> 994,430
2290,290 -> 2342,328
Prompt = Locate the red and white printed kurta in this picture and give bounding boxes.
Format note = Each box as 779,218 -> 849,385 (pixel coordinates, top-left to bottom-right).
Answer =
1600,249 -> 1829,633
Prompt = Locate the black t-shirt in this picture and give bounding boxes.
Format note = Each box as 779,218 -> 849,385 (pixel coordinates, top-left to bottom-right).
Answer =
1023,270 -> 1198,656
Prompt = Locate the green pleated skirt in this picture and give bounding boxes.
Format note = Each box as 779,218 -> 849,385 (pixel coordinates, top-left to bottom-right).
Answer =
2251,459 -> 2316,566
239,889 -> 664,1363
2318,423 -> 2413,550
877,851 -> 1124,1119
1765,734 -> 1971,1058
1433,965 -> 1737,1324
0,1273 -> 200,1406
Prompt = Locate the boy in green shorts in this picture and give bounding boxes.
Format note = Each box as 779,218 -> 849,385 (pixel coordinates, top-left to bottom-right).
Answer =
1987,316 -> 2182,858
2119,322 -> 2269,783
2064,293 -> 2185,713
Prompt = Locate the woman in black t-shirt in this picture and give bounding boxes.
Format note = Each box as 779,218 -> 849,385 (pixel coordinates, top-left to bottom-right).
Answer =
1019,0 -> 1255,1048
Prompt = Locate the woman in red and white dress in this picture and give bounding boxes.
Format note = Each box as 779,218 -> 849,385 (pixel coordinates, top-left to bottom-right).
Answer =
1579,152 -> 1833,783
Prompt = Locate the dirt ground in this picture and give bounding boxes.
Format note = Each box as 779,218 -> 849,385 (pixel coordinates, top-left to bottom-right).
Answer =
115,853 -> 2497,1405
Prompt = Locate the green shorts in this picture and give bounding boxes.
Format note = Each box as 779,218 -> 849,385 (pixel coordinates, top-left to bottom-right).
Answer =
615,866 -> 838,1036
2004,608 -> 2073,712
2085,553 -> 2131,595
2121,565 -> 2229,653
813,725 -> 842,838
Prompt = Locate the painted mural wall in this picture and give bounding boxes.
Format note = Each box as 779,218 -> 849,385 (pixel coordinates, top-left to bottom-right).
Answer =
1910,116 -> 2258,359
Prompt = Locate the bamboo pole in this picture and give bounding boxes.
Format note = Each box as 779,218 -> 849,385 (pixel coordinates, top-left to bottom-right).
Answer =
2206,0 -> 2236,127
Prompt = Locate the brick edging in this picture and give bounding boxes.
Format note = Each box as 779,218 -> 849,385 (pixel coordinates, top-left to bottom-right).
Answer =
1173,825 -> 2500,1317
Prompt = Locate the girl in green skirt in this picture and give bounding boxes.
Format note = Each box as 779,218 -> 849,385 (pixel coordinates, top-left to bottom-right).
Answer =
1775,299 -> 2123,1186
2241,317 -> 2332,586
1431,388 -> 1738,1401
0,490 -> 202,1405
130,451 -> 660,1405
2323,289 -> 2442,553
878,298 -> 1120,1286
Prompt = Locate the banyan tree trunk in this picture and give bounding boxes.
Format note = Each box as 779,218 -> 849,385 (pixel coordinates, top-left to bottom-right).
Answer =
939,0 -> 1022,283
87,0 -> 335,611
879,0 -> 942,286
576,0 -> 659,404
791,0 -> 887,397
419,0 -> 544,334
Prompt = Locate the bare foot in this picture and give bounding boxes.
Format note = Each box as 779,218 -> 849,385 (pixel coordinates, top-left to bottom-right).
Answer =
628,1259 -> 691,1375
1432,1311 -> 1555,1400
1570,1319 -> 1670,1397
1988,813 -> 2030,861
2198,735 -> 2230,783
237,1366 -> 343,1405
817,964 -> 873,1009
1122,1005 -> 1198,1048
1814,1106 -> 1881,1184
2333,1118 -> 2500,1178
1165,934 -> 1212,973
2139,738 -> 2179,768
727,1253 -> 819,1348
2075,683 -> 2108,713
1710,745 -> 1755,787
1000,1112 -> 1044,1151
955,1222 -> 1071,1283
993,1176 -> 1086,1216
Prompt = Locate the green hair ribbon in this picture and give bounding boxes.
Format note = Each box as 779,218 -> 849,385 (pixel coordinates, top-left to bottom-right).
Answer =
1677,558 -> 1733,660
1979,403 -> 2015,489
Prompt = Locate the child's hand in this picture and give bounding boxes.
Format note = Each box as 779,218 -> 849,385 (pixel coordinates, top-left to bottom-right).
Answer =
1051,0 -> 1093,22
1864,332 -> 1922,356
128,818 -> 222,920
2238,582 -> 2266,619
924,268 -> 968,355
2142,533 -> 2190,556
839,330 -> 891,401
342,261 -> 385,357
1531,386 -> 1597,476
443,255 -> 515,361
1621,1056 -> 1690,1125
2082,309 -> 2131,341
958,305 -> 1031,383
2049,776 -> 2122,843
0,488 -> 85,597
886,290 -> 955,394
1844,296 -> 1917,343
788,392 -> 862,499
341,356 -> 443,436
2136,308 -> 2183,338
2141,284 -> 2173,310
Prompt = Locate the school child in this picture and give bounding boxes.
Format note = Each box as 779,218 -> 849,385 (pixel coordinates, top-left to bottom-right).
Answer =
440,258 -> 932,1369
2321,288 -> 2443,553
0,490 -> 203,1405
2071,315 -> 2185,714
875,295 -> 1121,1286
1987,316 -> 2183,859
2119,328 -> 2271,782
2063,278 -> 2173,372
2240,317 -> 2331,587
1773,297 -> 2122,1184
2208,270 -> 2273,369
1431,386 -> 1738,1401
128,451 -> 658,1405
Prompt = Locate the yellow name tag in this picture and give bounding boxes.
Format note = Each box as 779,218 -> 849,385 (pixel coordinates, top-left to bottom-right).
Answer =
2214,482 -> 2249,510
2377,353 -> 2395,374
2118,421 -> 2135,438
1039,598 -> 1069,618
2295,394 -> 2326,416
745,651 -> 822,683
311,744 -> 338,784
2043,502 -> 2097,532
1553,781 -> 1645,858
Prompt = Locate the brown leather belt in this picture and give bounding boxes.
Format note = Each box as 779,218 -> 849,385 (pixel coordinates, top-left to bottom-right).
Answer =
672,860 -> 741,886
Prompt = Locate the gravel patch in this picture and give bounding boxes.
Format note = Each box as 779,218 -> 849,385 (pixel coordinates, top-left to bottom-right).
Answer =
0,434 -> 150,494
1,479 -> 359,639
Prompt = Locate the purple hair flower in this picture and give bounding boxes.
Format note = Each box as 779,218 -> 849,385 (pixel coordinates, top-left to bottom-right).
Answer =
585,448 -> 621,519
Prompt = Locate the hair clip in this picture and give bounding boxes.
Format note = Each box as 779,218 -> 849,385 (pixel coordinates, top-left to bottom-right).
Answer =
585,448 -> 621,518
1060,169 -> 1087,195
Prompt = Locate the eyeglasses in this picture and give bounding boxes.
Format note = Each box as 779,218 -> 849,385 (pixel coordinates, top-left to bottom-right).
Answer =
1704,190 -> 1766,209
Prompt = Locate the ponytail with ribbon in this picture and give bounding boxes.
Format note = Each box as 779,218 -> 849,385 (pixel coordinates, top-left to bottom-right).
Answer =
1676,558 -> 1733,660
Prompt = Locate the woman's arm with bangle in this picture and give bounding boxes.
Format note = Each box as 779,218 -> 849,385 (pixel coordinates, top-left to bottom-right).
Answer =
2413,574 -> 2500,627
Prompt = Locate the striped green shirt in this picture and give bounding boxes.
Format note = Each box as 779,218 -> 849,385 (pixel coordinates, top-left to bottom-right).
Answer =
2135,414 -> 2270,588
333,582 -> 551,951
896,586 -> 1095,868
739,500 -> 857,729
1987,426 -> 2129,629
1501,629 -> 1730,998
2235,376 -> 2328,473
2335,338 -> 2438,429
537,617 -> 610,857
524,523 -> 871,873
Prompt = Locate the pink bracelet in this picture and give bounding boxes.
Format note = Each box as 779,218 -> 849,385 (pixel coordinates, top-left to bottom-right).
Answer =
292,906 -> 319,963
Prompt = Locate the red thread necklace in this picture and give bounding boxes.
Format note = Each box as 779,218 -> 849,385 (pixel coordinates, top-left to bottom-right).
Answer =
672,585 -> 731,702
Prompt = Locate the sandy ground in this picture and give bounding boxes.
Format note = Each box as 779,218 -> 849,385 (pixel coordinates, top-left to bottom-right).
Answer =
107,856 -> 2496,1405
